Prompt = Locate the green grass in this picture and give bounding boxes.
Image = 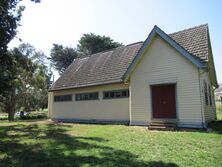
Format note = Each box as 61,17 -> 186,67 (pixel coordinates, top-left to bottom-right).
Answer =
0,121 -> 222,167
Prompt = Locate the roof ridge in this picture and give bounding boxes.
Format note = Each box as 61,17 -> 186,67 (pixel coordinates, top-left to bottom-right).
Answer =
169,24 -> 208,35
74,41 -> 144,60
126,41 -> 143,46
72,56 -> 89,62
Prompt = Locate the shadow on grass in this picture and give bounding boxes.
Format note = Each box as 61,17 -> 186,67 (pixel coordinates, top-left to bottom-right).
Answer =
0,123 -> 178,167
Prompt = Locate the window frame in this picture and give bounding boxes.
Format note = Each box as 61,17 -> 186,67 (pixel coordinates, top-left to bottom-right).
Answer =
54,94 -> 72,102
204,81 -> 209,106
103,89 -> 129,99
208,85 -> 213,106
75,92 -> 99,101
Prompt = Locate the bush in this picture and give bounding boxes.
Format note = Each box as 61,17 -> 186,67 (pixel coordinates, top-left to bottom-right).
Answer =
0,116 -> 8,120
0,112 -> 47,121
20,113 -> 47,120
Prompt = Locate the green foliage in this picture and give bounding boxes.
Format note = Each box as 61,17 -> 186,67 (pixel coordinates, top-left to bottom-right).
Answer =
0,111 -> 47,120
77,33 -> 123,56
50,44 -> 78,74
0,0 -> 24,54
0,115 -> 8,120
50,33 -> 122,74
0,122 -> 222,166
0,0 -> 40,96
20,112 -> 47,120
15,44 -> 51,112
0,0 -> 40,51
1,43 -> 51,120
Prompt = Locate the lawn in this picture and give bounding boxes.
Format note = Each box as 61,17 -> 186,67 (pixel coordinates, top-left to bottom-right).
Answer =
0,121 -> 222,167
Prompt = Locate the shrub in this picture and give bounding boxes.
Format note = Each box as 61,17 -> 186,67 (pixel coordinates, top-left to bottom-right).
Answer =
0,116 -> 8,120
0,112 -> 47,121
20,113 -> 47,120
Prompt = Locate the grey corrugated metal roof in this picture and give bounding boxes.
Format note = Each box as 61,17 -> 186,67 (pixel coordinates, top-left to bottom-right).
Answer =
51,25 -> 209,90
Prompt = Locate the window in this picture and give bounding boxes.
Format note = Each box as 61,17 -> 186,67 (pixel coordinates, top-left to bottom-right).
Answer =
75,92 -> 99,101
208,85 -> 212,106
204,81 -> 208,105
54,94 -> 72,102
103,89 -> 129,99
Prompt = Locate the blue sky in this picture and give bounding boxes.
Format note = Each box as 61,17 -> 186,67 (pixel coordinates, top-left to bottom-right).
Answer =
9,0 -> 222,83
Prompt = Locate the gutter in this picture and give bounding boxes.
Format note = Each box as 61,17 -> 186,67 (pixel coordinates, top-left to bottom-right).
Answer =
48,80 -> 124,92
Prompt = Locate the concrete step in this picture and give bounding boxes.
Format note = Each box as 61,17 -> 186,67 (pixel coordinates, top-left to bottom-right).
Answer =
148,126 -> 176,131
150,122 -> 176,127
148,122 -> 177,131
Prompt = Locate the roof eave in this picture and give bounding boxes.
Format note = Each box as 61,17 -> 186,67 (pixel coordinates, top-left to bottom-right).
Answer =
49,80 -> 124,92
206,27 -> 219,88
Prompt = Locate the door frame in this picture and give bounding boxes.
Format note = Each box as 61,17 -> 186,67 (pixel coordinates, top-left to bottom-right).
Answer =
150,83 -> 178,120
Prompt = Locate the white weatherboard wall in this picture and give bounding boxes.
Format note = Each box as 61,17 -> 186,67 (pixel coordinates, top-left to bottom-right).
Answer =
129,36 -> 204,127
49,83 -> 129,122
199,71 -> 217,123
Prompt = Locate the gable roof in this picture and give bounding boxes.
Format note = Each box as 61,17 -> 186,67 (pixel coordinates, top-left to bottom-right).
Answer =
51,25 -> 211,91
51,42 -> 143,90
123,25 -> 207,80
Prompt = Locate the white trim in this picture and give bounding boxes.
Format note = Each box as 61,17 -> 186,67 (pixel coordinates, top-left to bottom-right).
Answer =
52,118 -> 129,125
130,121 -> 148,126
177,122 -> 205,129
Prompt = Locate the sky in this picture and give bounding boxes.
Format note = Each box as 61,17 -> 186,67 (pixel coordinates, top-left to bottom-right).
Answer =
9,0 -> 222,83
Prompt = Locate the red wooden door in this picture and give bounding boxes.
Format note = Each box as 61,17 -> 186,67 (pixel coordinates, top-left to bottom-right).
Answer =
151,84 -> 176,119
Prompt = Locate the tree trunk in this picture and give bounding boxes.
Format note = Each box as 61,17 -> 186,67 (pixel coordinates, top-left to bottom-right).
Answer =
8,109 -> 15,121
5,89 -> 16,121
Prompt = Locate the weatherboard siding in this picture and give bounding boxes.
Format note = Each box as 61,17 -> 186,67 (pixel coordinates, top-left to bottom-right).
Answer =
50,83 -> 129,122
129,36 -> 203,127
200,72 -> 217,123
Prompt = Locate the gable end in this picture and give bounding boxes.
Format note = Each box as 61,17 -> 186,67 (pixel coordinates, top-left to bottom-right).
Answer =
123,26 -> 206,81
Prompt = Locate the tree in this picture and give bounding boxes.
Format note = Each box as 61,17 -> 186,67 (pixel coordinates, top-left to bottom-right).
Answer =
50,44 -> 78,74
2,47 -> 35,120
0,0 -> 40,96
77,33 -> 122,56
1,43 -> 51,120
50,33 -> 122,74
